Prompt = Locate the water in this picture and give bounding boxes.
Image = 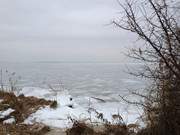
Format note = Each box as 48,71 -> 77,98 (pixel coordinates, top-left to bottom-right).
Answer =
0,62 -> 145,102
0,61 -> 147,124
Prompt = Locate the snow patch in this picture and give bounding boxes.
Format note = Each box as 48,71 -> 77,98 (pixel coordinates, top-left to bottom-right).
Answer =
21,87 -> 142,128
3,117 -> 15,124
0,99 -> 3,103
0,108 -> 15,118
19,87 -> 52,99
19,87 -> 73,107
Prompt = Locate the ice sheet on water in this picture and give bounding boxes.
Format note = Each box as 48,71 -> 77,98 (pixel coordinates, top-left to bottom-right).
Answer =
21,87 -> 142,128
19,87 -> 73,107
19,87 -> 52,99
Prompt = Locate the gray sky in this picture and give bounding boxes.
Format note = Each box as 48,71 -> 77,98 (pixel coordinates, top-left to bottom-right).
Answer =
0,0 -> 134,62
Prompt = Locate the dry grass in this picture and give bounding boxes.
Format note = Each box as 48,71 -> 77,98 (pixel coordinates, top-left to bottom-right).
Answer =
0,123 -> 50,135
0,91 -> 55,123
66,121 -> 95,135
0,90 -> 55,135
66,120 -> 132,135
50,100 -> 58,108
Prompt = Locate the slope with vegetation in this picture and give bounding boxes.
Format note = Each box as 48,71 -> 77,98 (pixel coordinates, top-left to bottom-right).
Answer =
0,90 -> 55,135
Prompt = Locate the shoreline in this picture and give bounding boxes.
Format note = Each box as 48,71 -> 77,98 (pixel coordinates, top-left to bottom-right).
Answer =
0,87 -> 142,134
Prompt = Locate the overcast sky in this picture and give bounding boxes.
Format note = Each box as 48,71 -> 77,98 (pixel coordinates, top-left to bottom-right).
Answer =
0,0 -> 136,62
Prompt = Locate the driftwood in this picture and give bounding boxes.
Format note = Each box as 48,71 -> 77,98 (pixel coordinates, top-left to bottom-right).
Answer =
91,97 -> 106,103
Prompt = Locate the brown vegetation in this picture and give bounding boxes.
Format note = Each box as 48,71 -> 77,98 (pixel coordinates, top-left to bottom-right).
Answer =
0,123 -> 50,135
66,120 -> 131,135
0,91 -> 54,123
0,90 -> 54,135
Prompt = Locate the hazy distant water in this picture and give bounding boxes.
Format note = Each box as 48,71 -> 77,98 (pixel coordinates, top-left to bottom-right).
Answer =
0,62 -> 145,101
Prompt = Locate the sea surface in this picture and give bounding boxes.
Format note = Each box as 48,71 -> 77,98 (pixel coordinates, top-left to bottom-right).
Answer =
0,62 -> 146,102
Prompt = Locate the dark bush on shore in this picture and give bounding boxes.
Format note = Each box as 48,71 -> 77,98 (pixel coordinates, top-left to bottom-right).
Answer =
66,120 -> 131,135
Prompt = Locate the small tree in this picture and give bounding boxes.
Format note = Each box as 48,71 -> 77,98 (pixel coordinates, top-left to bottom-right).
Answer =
113,0 -> 180,134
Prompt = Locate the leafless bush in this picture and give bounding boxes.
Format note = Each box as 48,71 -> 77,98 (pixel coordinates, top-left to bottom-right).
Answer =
113,0 -> 180,134
0,69 -> 21,94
